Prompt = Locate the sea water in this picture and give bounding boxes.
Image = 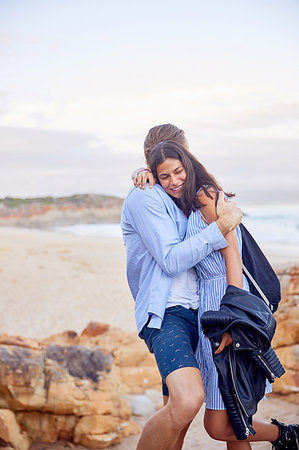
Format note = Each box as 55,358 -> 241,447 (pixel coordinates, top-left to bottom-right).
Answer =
54,203 -> 299,260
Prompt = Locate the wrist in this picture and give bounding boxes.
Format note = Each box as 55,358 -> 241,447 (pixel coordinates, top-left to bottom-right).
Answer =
136,168 -> 151,176
216,216 -> 233,236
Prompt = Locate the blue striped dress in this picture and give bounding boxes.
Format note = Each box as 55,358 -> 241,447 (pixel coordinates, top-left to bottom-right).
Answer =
186,209 -> 272,410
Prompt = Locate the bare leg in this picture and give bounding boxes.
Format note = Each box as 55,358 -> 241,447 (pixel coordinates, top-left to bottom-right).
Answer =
136,367 -> 204,450
162,395 -> 192,450
226,442 -> 251,449
204,410 -> 279,446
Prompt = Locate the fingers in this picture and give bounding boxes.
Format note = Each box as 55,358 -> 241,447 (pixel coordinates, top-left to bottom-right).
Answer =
214,332 -> 232,355
218,191 -> 225,203
148,173 -> 155,188
134,171 -> 154,189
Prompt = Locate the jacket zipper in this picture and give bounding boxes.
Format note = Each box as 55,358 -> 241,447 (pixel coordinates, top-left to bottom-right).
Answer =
228,347 -> 251,437
257,354 -> 275,382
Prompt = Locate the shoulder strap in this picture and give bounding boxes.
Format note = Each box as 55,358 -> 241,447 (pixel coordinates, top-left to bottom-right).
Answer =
242,263 -> 272,311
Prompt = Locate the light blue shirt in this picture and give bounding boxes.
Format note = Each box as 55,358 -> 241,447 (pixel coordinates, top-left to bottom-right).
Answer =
121,184 -> 228,333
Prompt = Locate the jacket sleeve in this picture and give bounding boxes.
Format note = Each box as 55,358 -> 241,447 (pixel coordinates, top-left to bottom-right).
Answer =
126,187 -> 228,277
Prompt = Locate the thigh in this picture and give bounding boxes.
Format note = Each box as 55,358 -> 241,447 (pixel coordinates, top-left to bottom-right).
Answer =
141,306 -> 200,395
166,366 -> 204,402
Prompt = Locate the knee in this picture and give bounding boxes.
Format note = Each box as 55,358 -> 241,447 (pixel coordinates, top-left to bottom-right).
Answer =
204,413 -> 231,441
205,424 -> 226,441
169,390 -> 204,430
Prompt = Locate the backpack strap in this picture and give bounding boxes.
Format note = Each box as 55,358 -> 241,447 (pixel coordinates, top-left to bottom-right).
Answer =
242,263 -> 273,311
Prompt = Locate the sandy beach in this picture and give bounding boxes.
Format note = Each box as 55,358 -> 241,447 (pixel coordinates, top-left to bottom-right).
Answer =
1,226 -> 298,449
1,227 -> 135,338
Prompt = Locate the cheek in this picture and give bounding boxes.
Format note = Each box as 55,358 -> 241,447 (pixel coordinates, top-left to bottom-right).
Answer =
159,180 -> 168,190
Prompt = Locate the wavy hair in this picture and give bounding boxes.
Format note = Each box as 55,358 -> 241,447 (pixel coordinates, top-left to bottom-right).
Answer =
148,140 -> 234,216
144,124 -> 189,165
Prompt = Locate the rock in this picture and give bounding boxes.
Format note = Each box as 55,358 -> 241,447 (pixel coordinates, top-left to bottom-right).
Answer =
272,369 -> 299,396
0,345 -> 46,411
81,322 -> 110,338
120,366 -> 161,394
113,341 -> 156,367
74,415 -> 122,448
124,394 -> 155,416
40,330 -> 79,346
273,310 -> 299,348
275,345 -> 299,371
45,344 -> 112,382
0,409 -> 30,450
0,327 -> 142,448
0,336 -> 40,350
16,412 -> 77,443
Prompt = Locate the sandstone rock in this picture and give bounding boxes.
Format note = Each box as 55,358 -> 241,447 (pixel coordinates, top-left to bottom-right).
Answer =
0,336 -> 39,350
272,369 -> 299,395
40,330 -> 79,346
0,409 -> 30,450
275,345 -> 299,371
113,341 -> 156,367
119,420 -> 142,438
74,415 -> 121,448
272,310 -> 299,348
0,345 -> 46,411
81,322 -> 110,338
16,412 -> 77,443
80,327 -> 137,353
120,366 -> 161,394
45,344 -> 112,382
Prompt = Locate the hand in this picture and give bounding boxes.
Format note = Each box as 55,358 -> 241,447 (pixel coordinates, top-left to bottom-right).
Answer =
214,332 -> 233,355
216,192 -> 242,236
133,170 -> 155,189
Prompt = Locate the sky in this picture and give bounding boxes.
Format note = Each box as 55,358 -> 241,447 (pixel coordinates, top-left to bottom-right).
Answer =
1,0 -> 299,204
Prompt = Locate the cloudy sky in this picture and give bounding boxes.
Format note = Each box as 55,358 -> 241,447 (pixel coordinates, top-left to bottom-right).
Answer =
1,0 -> 298,204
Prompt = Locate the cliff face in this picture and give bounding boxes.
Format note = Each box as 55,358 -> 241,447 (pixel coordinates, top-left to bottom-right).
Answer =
0,322 -> 159,449
0,194 -> 124,227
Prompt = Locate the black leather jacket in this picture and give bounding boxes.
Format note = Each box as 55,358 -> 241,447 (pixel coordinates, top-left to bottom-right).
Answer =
200,285 -> 285,440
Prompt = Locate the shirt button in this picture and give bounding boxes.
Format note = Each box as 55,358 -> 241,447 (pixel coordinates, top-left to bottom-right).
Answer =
235,343 -> 240,348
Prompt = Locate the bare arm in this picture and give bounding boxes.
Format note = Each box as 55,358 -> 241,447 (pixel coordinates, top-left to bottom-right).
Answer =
198,188 -> 243,355
198,188 -> 242,289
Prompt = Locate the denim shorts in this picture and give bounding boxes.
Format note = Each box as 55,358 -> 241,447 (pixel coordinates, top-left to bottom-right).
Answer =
139,305 -> 199,396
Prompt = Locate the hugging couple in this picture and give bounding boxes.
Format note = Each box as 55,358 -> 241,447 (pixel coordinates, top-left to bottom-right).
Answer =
121,124 -> 298,450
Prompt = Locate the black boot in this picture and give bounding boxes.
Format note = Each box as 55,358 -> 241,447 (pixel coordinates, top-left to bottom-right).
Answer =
271,418 -> 299,450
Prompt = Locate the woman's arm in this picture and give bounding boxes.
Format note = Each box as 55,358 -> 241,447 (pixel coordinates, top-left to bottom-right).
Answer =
222,231 -> 243,288
198,188 -> 243,288
198,188 -> 243,355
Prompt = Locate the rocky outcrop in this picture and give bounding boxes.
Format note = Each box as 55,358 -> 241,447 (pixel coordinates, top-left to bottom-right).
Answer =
0,194 -> 123,227
0,324 -> 161,449
272,266 -> 299,403
0,267 -> 297,449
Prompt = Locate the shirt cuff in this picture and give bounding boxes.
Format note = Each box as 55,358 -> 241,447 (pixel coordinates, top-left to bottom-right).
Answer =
204,221 -> 228,250
148,313 -> 162,329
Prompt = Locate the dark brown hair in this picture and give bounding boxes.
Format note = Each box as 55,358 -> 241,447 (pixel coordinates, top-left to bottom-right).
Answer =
144,124 -> 189,165
148,140 -> 234,216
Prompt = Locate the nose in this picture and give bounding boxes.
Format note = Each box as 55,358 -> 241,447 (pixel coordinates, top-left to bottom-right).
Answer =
169,174 -> 179,186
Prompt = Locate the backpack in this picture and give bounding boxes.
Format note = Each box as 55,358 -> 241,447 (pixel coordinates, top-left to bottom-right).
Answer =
239,223 -> 281,313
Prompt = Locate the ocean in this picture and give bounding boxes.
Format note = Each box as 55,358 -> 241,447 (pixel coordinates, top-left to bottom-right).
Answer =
54,203 -> 299,261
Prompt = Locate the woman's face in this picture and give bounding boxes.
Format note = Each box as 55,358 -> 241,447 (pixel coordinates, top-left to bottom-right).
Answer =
156,158 -> 186,198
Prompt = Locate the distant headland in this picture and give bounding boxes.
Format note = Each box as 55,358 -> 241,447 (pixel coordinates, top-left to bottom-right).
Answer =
0,194 -> 124,228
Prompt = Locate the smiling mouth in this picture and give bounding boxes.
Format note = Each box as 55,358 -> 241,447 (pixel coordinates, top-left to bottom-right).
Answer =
170,184 -> 184,192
